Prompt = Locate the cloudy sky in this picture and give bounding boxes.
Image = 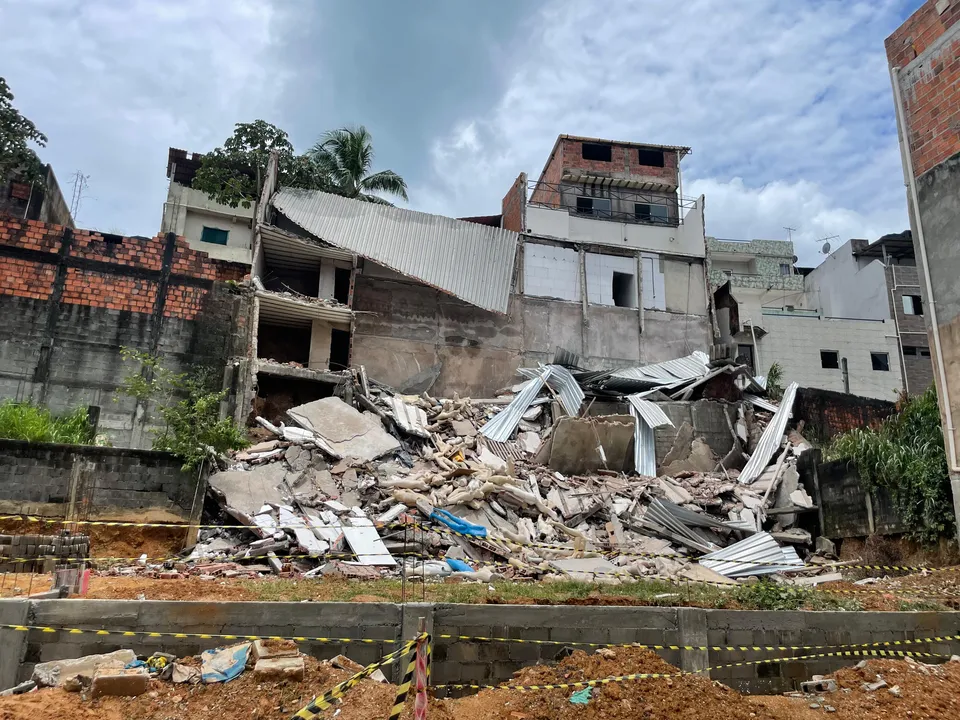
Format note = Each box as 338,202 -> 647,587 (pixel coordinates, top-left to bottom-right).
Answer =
0,0 -> 918,265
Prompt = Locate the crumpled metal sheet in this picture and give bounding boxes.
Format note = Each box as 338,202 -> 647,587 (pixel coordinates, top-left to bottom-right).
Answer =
518,365 -> 584,417
699,531 -> 803,577
627,396 -> 674,477
738,382 -> 798,485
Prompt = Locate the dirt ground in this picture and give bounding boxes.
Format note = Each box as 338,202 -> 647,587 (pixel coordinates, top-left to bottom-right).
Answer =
0,518 -> 186,561
0,647 -> 956,720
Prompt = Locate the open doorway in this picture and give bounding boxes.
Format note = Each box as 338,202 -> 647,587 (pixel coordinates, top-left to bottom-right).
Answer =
329,329 -> 351,371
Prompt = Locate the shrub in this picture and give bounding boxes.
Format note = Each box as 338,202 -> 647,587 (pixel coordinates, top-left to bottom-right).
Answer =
0,401 -> 93,444
828,386 -> 951,543
117,348 -> 247,470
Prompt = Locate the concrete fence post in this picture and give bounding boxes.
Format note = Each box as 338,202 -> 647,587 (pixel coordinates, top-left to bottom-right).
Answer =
677,607 -> 709,675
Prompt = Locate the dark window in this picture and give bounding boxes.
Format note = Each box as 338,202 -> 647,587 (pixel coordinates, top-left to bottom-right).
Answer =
820,350 -> 839,369
779,263 -> 791,276
871,352 -> 890,372
611,272 -> 635,307
200,226 -> 229,245
333,267 -> 351,304
576,196 -> 610,217
902,295 -> 923,315
102,233 -> 123,245
635,203 -> 669,223
903,346 -> 918,356
581,142 -> 612,162
329,329 -> 351,370
921,348 -> 931,357
737,344 -> 756,373
636,148 -> 665,167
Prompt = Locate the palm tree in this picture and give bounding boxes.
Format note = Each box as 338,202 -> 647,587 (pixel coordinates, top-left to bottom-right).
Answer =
308,126 -> 408,205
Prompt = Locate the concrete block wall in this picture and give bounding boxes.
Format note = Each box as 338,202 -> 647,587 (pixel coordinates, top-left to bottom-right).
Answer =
0,216 -> 251,448
585,252 -> 637,306
3,600 -> 959,696
523,243 -> 580,301
654,400 -> 739,461
758,314 -> 903,401
0,440 -> 203,522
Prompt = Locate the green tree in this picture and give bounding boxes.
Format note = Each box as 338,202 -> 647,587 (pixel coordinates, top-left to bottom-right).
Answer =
117,348 -> 247,470
191,120 -> 328,209
0,77 -> 47,185
309,126 -> 408,205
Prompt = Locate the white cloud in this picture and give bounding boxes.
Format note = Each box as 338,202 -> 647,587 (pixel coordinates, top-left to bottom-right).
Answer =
0,0 -> 280,233
415,0 -> 910,265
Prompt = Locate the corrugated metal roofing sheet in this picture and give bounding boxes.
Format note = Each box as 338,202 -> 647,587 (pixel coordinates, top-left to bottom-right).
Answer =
612,351 -> 710,382
738,382 -> 798,485
699,532 -> 803,577
518,365 -> 584,416
626,397 -> 674,429
272,188 -> 518,313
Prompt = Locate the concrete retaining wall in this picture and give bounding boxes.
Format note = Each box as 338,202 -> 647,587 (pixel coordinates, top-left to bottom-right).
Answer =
1,599 -> 957,695
0,440 -> 203,523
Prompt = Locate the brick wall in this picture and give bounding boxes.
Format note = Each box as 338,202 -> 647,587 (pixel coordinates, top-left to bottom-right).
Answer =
793,386 -> 896,439
500,172 -> 526,232
0,439 -> 203,522
886,0 -> 960,176
559,137 -> 680,185
0,215 -> 251,448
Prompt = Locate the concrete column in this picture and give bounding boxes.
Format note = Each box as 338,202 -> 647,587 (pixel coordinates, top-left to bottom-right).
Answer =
308,320 -> 332,370
0,600 -> 29,690
677,607 -> 709,675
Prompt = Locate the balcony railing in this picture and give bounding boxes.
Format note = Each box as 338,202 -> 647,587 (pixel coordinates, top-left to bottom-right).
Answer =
527,180 -> 697,228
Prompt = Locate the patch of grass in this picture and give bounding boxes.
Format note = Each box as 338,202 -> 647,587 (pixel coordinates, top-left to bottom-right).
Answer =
895,598 -> 949,612
734,580 -> 862,611
0,401 -> 93,444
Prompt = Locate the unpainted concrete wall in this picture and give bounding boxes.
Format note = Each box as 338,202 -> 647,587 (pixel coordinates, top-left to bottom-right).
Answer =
5,600 -> 959,696
654,401 -> 740,461
352,272 -> 711,396
0,440 -> 202,523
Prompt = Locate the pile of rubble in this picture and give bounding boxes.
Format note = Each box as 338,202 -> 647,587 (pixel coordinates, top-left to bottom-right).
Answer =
108,351 -> 840,588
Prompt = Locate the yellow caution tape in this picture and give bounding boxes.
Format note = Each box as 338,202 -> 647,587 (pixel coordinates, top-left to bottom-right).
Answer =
434,631 -> 960,654
0,622 -> 398,645
418,520 -> 953,576
293,636 -> 421,719
0,514 -> 411,533
431,648 -> 951,692
387,636 -> 422,720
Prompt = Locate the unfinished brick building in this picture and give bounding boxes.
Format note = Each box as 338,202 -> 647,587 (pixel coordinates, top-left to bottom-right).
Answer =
886,0 -> 960,538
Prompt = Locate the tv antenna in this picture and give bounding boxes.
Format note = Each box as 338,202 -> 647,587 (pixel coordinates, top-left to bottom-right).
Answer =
819,234 -> 840,254
783,226 -> 798,242
68,171 -> 90,221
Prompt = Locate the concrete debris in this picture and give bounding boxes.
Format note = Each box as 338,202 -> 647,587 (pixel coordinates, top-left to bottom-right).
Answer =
33,650 -> 137,688
103,355 -> 835,589
90,667 -> 149,698
287,397 -> 401,461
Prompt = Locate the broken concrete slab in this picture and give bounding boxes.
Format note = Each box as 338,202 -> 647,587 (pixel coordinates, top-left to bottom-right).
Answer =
287,397 -> 400,462
450,419 -> 477,438
541,415 -> 635,475
678,563 -> 738,586
342,512 -> 396,566
33,649 -> 137,688
313,469 -> 338,497
548,557 -> 621,579
254,657 -> 305,681
209,463 -> 289,516
659,430 -> 718,475
519,431 -> 541,455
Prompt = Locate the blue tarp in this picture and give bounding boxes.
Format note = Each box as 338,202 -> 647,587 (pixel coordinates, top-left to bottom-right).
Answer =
201,643 -> 251,684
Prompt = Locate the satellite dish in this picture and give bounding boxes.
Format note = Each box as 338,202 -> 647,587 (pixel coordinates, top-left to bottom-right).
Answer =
821,241 -> 831,254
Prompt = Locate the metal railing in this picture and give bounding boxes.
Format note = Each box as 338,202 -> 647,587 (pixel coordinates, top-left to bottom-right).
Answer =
527,179 -> 697,228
